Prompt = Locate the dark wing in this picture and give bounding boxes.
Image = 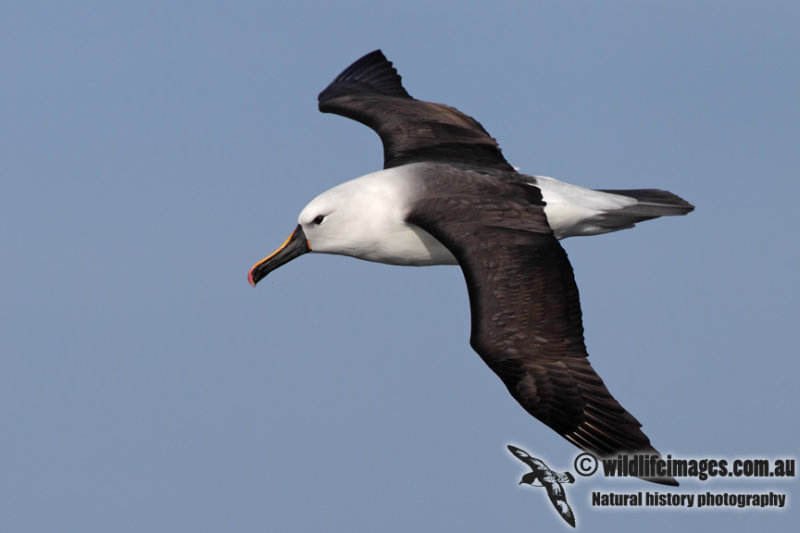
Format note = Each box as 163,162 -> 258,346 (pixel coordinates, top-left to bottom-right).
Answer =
508,445 -> 546,471
543,482 -> 576,528
318,50 -> 514,171
409,174 -> 677,486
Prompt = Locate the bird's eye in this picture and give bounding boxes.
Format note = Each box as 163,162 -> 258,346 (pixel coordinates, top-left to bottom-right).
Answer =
312,215 -> 325,225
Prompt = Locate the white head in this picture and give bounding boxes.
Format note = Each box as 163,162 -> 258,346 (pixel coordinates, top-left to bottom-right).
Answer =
297,175 -> 405,258
248,172 -> 406,286
247,168 -> 454,287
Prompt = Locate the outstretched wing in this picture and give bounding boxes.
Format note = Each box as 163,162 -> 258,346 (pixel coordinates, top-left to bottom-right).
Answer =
544,481 -> 576,528
318,50 -> 514,171
409,171 -> 677,485
508,445 -> 548,471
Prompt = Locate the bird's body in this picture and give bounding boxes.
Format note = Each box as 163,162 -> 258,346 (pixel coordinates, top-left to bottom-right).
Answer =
299,161 -> 687,264
248,50 -> 693,486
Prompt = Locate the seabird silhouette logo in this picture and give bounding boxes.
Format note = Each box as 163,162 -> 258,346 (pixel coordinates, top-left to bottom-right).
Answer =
508,445 -> 577,528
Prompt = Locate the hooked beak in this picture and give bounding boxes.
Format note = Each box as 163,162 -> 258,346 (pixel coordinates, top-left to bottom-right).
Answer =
248,225 -> 310,287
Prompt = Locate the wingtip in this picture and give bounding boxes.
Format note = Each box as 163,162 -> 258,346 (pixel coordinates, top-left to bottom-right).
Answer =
318,49 -> 411,107
651,475 -> 680,487
507,444 -> 524,456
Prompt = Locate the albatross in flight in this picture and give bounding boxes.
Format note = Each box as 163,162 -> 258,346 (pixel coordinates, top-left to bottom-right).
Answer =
248,50 -> 693,485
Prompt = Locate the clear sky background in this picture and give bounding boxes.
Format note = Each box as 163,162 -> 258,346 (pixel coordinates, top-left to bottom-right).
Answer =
2,1 -> 798,531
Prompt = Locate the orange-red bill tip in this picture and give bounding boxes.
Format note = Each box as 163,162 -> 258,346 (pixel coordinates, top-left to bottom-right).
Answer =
247,225 -> 310,287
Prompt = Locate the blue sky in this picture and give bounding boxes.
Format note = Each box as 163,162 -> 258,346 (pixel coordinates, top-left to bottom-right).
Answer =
2,1 -> 797,531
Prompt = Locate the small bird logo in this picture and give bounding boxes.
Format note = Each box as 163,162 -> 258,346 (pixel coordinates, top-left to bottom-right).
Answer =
508,445 -> 576,527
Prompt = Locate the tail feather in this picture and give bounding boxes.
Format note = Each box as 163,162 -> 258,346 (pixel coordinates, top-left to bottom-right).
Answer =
588,188 -> 694,233
599,188 -> 695,218
532,174 -> 694,238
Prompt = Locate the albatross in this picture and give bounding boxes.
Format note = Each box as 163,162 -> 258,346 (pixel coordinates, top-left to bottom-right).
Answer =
248,50 -> 693,485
